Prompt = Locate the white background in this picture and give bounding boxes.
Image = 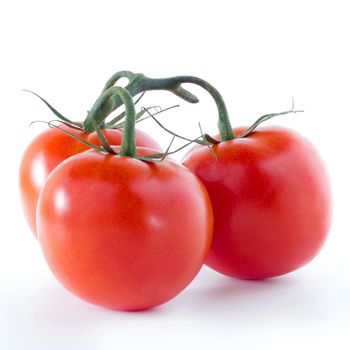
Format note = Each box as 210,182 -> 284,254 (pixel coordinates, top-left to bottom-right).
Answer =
1,0 -> 349,349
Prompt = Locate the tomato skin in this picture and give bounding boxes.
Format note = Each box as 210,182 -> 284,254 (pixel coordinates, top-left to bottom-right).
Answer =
19,125 -> 161,235
37,148 -> 213,310
182,126 -> 331,280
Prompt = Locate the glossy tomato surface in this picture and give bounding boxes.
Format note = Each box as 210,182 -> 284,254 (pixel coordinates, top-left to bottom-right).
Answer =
19,125 -> 161,235
182,126 -> 331,280
37,148 -> 213,310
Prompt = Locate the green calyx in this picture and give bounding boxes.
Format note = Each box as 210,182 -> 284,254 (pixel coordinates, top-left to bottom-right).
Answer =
236,99 -> 303,139
25,70 -> 303,162
37,85 -> 193,162
152,99 -> 303,148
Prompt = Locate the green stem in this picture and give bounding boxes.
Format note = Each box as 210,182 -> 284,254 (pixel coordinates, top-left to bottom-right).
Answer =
87,88 -> 116,131
94,71 -> 138,120
101,71 -> 139,93
84,72 -> 235,141
88,86 -> 136,157
116,88 -> 137,157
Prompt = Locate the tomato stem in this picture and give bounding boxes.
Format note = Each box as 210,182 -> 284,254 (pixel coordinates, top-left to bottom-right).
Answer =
114,88 -> 137,157
87,86 -> 137,157
84,71 -> 235,141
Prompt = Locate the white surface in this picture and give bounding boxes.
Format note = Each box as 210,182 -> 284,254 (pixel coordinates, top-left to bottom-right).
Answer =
1,0 -> 350,349
1,240 -> 349,350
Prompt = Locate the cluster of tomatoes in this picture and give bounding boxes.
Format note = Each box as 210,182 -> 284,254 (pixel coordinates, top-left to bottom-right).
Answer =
19,71 -> 331,311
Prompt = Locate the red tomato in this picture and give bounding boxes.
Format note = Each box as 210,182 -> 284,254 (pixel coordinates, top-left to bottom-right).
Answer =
182,126 -> 331,280
36,147 -> 213,310
19,125 -> 161,235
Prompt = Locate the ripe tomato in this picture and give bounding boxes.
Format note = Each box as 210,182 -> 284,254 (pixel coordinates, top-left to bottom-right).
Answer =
182,126 -> 331,280
36,147 -> 213,310
19,125 -> 161,235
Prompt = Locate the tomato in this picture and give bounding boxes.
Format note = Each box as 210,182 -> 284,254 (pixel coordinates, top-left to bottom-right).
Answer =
36,147 -> 213,310
19,124 -> 161,235
182,126 -> 331,280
